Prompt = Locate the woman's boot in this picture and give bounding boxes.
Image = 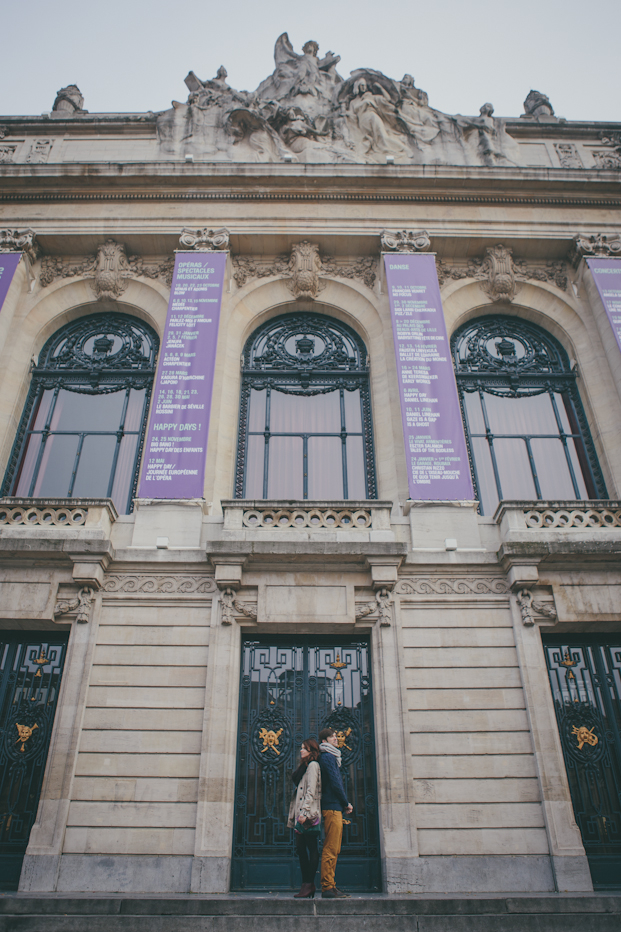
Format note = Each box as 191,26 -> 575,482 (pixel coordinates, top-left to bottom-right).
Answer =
294,882 -> 314,898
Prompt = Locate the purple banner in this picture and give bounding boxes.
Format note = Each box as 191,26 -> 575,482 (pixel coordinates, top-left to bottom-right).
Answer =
587,258 -> 621,352
384,253 -> 473,501
139,251 -> 226,498
0,253 -> 22,312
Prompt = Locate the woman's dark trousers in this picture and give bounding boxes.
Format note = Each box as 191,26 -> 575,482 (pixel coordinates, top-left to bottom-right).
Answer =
295,833 -> 320,884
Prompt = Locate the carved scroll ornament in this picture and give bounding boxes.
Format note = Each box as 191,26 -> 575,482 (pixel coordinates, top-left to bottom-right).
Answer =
179,227 -> 230,251
40,239 -> 174,295
232,241 -> 376,294
53,587 -> 94,624
516,588 -> 558,626
436,245 -> 568,295
380,230 -> 431,253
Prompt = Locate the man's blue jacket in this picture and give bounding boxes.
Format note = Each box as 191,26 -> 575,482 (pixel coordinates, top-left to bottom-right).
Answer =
319,751 -> 349,811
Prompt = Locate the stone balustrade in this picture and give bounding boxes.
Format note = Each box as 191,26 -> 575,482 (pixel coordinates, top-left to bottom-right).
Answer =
495,500 -> 621,534
221,500 -> 394,538
0,498 -> 118,533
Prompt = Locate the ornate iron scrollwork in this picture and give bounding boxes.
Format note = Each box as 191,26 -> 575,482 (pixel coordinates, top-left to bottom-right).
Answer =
251,708 -> 292,770
235,312 -> 377,499
450,315 -> 607,507
35,312 -> 158,389
2,312 -> 159,507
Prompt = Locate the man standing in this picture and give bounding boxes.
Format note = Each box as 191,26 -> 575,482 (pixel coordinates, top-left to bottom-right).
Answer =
318,727 -> 354,898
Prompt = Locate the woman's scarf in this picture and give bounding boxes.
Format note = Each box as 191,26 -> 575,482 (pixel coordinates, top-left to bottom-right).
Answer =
319,741 -> 342,768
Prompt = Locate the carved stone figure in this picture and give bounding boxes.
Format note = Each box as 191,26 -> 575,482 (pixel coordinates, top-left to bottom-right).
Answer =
381,230 -> 431,253
179,228 -> 230,251
459,104 -> 521,167
396,75 -> 442,152
156,32 -> 525,168
522,90 -> 555,119
52,85 -> 85,113
255,34 -> 342,120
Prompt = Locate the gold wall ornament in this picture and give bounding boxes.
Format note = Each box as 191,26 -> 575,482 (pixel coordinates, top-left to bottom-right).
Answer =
15,722 -> 38,751
572,724 -> 598,750
560,649 -> 578,681
33,653 -> 48,677
336,727 -> 352,751
330,653 -> 347,680
259,727 -> 283,754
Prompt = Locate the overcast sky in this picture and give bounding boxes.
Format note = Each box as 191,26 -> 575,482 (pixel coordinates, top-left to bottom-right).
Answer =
1,0 -> 619,122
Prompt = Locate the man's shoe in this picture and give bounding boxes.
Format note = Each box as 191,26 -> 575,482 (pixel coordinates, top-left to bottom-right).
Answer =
322,887 -> 350,898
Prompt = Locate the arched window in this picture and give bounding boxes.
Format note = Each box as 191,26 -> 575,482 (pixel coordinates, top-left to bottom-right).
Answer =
236,312 -> 376,500
3,312 -> 158,514
451,316 -> 607,516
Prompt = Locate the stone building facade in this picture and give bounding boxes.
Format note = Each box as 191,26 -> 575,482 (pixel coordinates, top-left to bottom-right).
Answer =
0,34 -> 620,896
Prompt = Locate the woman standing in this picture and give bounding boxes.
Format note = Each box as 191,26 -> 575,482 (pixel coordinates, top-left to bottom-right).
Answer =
288,737 -> 322,898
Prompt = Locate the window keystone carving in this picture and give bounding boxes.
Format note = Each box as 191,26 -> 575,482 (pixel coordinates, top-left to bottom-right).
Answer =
232,242 -> 376,293
39,239 -> 174,294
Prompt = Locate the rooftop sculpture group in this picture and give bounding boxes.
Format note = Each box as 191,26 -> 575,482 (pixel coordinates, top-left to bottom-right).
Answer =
156,33 -> 525,166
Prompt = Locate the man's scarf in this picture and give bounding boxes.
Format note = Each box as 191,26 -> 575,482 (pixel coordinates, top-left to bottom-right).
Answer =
320,741 -> 342,768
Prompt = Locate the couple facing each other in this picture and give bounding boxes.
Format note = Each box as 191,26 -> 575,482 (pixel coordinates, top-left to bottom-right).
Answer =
287,726 -> 354,899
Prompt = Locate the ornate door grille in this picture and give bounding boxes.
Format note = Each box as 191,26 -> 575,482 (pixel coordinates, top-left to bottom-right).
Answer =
232,637 -> 381,891
543,635 -> 621,887
0,632 -> 68,890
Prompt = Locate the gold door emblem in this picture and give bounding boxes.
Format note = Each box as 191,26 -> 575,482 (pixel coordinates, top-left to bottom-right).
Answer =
15,722 -> 38,752
571,725 -> 598,750
259,727 -> 283,754
336,727 -> 352,751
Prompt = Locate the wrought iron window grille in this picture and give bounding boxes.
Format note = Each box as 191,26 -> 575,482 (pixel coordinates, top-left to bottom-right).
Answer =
451,316 -> 607,511
235,313 -> 377,500
2,312 -> 159,514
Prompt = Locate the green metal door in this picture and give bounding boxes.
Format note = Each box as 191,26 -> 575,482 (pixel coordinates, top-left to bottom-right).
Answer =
231,636 -> 381,891
543,635 -> 621,888
0,633 -> 68,890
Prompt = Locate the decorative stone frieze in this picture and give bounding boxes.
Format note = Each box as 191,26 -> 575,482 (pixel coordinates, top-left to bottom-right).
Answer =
591,132 -> 621,170
26,139 -> 52,163
0,144 -> 17,163
53,587 -> 94,624
179,227 -> 230,251
231,242 -> 376,292
554,143 -> 582,169
395,577 -> 509,595
103,574 -> 218,594
39,239 -> 174,293
380,229 -> 431,253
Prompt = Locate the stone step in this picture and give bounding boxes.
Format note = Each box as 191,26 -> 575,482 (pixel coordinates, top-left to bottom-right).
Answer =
0,896 -> 620,932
